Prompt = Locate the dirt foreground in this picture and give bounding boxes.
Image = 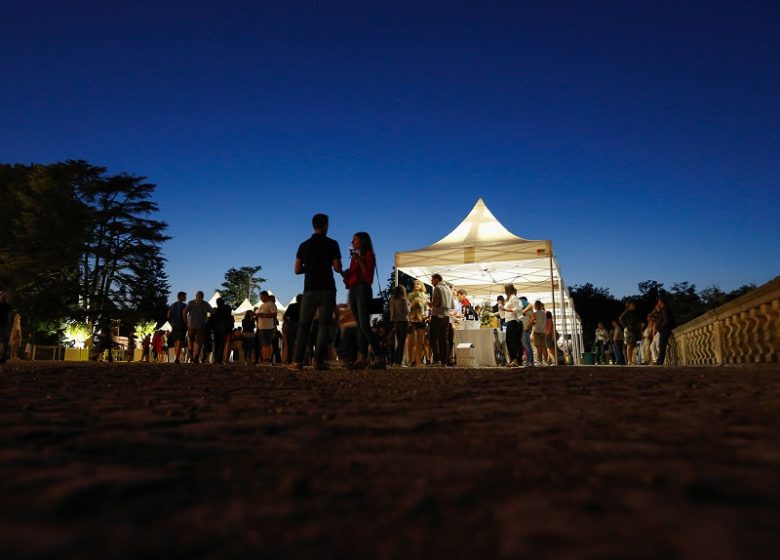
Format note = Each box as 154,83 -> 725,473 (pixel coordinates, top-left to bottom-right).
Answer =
1,361 -> 779,559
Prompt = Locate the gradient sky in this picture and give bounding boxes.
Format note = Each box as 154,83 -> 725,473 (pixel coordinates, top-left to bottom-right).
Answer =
2,1 -> 778,308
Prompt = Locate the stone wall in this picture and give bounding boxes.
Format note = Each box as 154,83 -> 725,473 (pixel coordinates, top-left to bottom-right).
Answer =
667,276 -> 780,365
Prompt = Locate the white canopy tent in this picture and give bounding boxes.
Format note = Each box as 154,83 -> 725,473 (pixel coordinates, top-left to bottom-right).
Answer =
232,298 -> 255,317
394,198 -> 583,363
230,294 -> 287,328
271,293 -> 287,317
231,298 -> 254,328
207,291 -> 221,308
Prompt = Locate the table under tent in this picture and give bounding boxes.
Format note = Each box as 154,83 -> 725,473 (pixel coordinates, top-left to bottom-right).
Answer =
394,198 -> 583,365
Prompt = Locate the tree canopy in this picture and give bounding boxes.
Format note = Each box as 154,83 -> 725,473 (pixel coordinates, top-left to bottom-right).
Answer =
0,160 -> 170,334
218,266 -> 266,307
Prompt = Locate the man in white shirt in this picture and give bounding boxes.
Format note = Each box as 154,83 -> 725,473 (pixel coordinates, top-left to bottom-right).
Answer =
255,290 -> 278,365
430,274 -> 454,366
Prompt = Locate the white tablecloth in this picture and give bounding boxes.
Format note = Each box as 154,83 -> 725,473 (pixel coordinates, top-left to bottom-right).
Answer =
454,328 -> 505,367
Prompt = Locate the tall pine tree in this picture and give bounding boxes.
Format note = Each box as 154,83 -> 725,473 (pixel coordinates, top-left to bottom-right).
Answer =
218,266 -> 266,307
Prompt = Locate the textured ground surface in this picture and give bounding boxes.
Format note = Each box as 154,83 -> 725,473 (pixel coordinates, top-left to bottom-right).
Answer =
1,361 -> 779,559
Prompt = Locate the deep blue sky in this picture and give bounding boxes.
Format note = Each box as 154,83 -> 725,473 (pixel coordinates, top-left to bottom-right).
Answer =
2,1 -> 778,307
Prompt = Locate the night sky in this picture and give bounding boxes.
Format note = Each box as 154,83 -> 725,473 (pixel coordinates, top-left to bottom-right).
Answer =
2,1 -> 778,307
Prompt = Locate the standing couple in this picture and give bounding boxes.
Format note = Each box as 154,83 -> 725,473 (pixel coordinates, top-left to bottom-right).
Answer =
291,213 -> 384,370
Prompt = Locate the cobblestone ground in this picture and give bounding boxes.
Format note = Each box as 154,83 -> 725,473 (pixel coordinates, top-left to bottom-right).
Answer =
1,361 -> 779,559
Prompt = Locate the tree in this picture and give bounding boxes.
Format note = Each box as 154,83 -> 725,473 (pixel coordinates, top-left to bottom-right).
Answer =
636,279 -> 662,313
0,163 -> 88,327
218,266 -> 266,307
124,245 -> 171,327
668,281 -> 703,325
700,284 -> 728,310
392,269 -> 418,295
637,280 -> 664,299
569,283 -> 623,350
0,161 -> 170,334
725,284 -> 756,302
695,283 -> 757,314
73,162 -> 170,326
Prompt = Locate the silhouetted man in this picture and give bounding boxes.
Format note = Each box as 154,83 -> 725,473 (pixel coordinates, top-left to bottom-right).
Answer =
167,291 -> 187,363
185,290 -> 211,363
430,273 -> 453,366
291,214 -> 342,370
256,291 -> 277,364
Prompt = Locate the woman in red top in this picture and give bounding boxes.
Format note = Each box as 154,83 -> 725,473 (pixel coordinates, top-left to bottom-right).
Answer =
342,232 -> 385,369
152,330 -> 164,362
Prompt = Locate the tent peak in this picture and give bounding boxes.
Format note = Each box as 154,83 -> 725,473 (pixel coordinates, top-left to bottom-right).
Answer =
432,198 -> 537,246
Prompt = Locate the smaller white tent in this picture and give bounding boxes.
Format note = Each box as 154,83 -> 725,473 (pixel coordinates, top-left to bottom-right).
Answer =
232,298 -> 254,317
229,294 -> 287,326
269,292 -> 286,318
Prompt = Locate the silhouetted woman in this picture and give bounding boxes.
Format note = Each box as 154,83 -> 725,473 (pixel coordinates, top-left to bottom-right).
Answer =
654,296 -> 674,365
342,232 -> 385,369
390,284 -> 409,366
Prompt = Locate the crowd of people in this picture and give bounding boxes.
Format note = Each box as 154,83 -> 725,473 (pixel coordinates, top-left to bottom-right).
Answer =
144,212 -> 566,369
593,296 -> 674,365
1,212 -> 674,369
1,212 -> 570,368
152,208 -> 572,370
147,289 -> 286,365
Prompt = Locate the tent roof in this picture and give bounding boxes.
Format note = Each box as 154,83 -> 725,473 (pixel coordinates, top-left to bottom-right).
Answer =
230,294 -> 286,320
430,197 -> 540,246
268,292 -> 286,312
232,298 -> 254,316
395,198 -> 564,301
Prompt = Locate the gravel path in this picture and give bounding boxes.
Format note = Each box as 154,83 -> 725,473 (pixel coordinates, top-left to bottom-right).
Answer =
1,362 -> 779,559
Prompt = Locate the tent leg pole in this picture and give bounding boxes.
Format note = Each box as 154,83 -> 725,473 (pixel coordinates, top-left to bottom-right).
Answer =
549,253 -> 556,314
560,280 -> 571,364
549,254 -> 557,363
569,290 -> 577,364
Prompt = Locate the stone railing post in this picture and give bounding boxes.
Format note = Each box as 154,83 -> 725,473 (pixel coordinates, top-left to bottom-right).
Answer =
712,320 -> 723,365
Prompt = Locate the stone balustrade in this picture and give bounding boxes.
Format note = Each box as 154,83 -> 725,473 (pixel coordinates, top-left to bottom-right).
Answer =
667,276 -> 780,365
